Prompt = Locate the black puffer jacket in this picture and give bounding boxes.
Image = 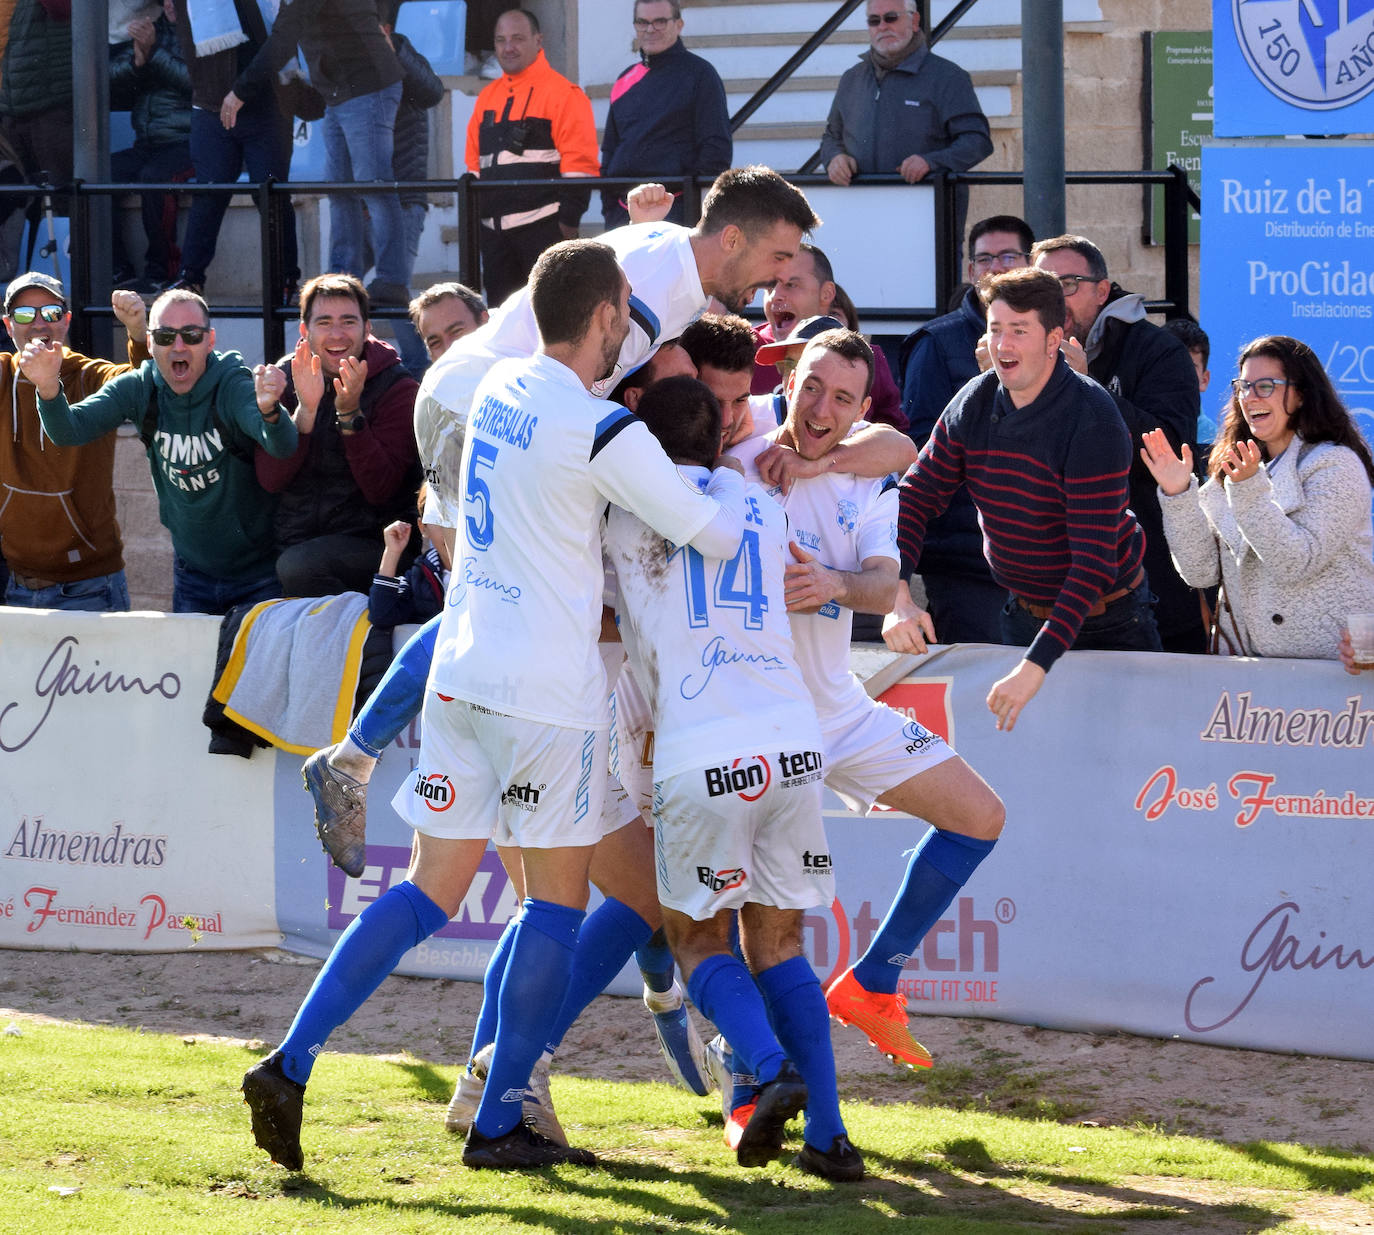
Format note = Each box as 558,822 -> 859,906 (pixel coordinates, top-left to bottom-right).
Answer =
110,16 -> 191,149
0,0 -> 71,118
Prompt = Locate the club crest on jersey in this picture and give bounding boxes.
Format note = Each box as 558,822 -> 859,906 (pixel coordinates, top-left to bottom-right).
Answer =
835,499 -> 858,534
697,865 -> 747,894
704,756 -> 771,801
414,772 -> 456,811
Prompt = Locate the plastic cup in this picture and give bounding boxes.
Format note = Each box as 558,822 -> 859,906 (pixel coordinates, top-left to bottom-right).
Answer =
1348,613 -> 1374,671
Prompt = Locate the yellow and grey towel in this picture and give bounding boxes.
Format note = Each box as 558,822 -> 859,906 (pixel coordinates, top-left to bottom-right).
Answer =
212,593 -> 371,755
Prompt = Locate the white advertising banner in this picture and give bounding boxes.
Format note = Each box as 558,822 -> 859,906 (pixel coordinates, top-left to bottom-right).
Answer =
4,612 -> 1372,1062
0,610 -> 280,951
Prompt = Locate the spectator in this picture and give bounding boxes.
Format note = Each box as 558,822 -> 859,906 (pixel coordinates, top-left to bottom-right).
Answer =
0,276 -> 150,610
244,0 -> 410,304
258,273 -> 421,597
750,243 -> 905,430
1162,317 -> 1211,395
1033,234 -> 1204,653
887,268 -> 1161,731
110,0 -> 194,295
601,0 -> 731,229
410,281 -> 488,364
24,288 -> 297,614
368,4 -> 446,375
466,8 -> 599,306
820,0 -> 991,250
169,0 -> 300,302
895,214 -> 1033,643
0,0 -> 72,281
369,484 -> 450,628
1142,335 -> 1374,660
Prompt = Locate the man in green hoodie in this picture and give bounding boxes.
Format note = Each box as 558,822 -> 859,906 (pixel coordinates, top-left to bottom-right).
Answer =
21,288 -> 298,613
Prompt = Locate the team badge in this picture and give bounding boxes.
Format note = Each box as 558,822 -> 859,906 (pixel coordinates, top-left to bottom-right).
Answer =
1233,1 -> 1374,111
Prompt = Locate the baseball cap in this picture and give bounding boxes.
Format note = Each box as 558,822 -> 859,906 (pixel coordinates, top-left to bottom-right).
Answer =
5,271 -> 67,315
754,314 -> 846,365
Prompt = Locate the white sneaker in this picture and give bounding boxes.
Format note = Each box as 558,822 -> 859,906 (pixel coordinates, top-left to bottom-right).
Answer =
523,1051 -> 567,1147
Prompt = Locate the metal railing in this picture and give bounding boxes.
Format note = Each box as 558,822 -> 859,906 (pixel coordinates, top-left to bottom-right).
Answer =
7,162 -> 1194,363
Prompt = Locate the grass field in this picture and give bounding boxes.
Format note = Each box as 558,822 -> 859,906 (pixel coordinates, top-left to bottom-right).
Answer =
3,1016 -> 1373,1234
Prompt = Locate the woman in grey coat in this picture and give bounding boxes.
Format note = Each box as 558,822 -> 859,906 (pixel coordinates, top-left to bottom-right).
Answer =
1140,334 -> 1374,660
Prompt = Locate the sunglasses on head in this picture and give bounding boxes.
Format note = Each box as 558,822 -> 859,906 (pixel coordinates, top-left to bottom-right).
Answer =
8,302 -> 65,324
867,10 -> 904,25
150,325 -> 209,346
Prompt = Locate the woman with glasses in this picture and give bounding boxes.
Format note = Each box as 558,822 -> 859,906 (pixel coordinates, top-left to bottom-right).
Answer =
1141,334 -> 1374,658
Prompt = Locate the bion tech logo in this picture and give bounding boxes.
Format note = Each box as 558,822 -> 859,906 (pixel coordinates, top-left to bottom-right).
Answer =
501,781 -> 543,812
413,772 -> 455,811
697,866 -> 746,894
704,756 -> 770,801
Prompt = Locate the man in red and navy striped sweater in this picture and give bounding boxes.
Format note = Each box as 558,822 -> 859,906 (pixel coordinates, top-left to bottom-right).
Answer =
886,266 -> 1161,731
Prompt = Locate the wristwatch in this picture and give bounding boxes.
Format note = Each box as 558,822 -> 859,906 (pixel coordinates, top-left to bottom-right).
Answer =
337,411 -> 364,433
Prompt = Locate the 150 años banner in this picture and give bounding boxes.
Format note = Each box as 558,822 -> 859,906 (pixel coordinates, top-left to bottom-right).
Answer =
1201,143 -> 1374,452
3,612 -> 1372,1061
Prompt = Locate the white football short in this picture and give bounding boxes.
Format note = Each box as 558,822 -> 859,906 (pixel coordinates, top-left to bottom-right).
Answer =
822,697 -> 955,813
391,692 -> 608,848
610,655 -> 654,821
653,749 -> 832,921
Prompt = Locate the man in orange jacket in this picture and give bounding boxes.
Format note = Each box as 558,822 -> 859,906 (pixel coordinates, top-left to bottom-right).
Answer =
464,8 -> 598,305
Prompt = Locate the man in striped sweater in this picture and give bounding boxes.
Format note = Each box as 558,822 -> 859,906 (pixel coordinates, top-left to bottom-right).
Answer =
886,266 -> 1161,732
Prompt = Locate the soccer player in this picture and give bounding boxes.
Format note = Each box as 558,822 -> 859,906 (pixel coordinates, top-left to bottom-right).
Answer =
729,329 -> 1006,1072
606,375 -> 863,1180
242,240 -> 749,1172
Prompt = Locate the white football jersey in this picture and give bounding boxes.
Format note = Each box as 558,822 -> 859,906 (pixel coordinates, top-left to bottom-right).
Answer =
429,353 -> 742,729
729,432 -> 899,736
606,470 -> 821,781
415,224 -> 707,526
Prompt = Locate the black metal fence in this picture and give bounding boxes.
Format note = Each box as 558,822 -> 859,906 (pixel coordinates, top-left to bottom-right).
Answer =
3,164 -> 1195,361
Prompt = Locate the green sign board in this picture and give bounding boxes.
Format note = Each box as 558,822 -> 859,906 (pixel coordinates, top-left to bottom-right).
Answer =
1146,31 -> 1212,245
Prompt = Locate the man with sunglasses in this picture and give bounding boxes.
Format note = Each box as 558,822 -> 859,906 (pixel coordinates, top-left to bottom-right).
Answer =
820,0 -> 991,247
23,288 -> 298,614
895,214 -> 1034,644
600,0 -> 731,229
0,275 -> 150,611
1031,234 -> 1204,653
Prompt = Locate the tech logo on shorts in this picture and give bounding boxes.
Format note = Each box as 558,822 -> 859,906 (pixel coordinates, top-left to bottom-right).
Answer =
703,756 -> 771,801
413,772 -> 456,812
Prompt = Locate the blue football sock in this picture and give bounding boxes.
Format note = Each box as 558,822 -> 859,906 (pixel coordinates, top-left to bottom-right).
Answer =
469,911 -> 520,1061
852,828 -> 997,996
474,899 -> 584,1139
757,956 -> 845,1148
546,897 -> 652,1052
348,615 -> 439,756
635,925 -> 675,994
686,953 -> 785,1087
277,880 -> 447,1085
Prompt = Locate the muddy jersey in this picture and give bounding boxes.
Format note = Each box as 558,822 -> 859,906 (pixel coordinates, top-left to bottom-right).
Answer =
428,352 -> 742,729
728,431 -> 899,736
414,222 -> 707,526
606,469 -> 820,780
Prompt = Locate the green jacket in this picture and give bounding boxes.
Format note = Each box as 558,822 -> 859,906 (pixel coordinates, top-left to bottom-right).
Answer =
36,350 -> 297,581
0,0 -> 71,118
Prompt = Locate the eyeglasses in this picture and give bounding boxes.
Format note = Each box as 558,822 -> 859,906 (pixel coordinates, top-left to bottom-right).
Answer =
1232,378 -> 1290,398
632,16 -> 674,31
8,302 -> 65,324
867,10 -> 905,26
1056,274 -> 1101,295
150,325 -> 209,346
971,250 -> 1029,270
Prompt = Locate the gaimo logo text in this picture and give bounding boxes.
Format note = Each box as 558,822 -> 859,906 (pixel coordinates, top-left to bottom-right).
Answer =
1234,1 -> 1374,111
413,772 -> 455,812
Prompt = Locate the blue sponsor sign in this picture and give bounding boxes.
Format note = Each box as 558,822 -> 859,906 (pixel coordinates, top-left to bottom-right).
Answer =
1200,143 -> 1374,453
1214,0 -> 1374,136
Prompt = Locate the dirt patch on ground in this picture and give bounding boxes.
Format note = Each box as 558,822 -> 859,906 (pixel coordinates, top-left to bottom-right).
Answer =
4,946 -> 1373,1230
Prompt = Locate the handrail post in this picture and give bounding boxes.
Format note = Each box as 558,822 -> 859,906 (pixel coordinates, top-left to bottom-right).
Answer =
69,182 -> 91,352
459,173 -> 481,291
933,172 -> 959,312
258,177 -> 285,362
1163,164 -> 1190,317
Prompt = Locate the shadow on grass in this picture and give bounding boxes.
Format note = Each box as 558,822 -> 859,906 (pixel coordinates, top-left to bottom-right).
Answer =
1241,1138 -> 1374,1193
